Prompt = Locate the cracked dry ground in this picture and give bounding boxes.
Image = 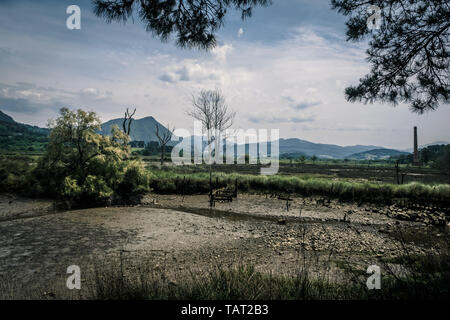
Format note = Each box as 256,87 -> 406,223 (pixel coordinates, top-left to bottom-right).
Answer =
0,193 -> 448,299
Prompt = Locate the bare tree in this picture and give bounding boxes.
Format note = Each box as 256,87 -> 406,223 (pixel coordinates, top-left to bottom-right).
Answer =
211,89 -> 235,164
123,107 -> 136,135
188,90 -> 215,163
187,89 -> 235,164
187,89 -> 235,206
155,124 -> 175,166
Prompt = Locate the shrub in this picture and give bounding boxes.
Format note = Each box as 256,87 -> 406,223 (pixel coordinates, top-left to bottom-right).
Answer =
27,108 -> 152,207
0,155 -> 34,193
82,175 -> 114,203
117,162 -> 151,204
62,176 -> 82,199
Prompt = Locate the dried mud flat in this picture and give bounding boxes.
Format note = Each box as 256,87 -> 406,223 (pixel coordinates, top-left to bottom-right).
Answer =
0,193 -> 448,299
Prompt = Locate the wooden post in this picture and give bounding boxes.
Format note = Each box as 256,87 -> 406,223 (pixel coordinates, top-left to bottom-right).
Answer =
395,160 -> 400,184
209,164 -> 213,208
182,176 -> 185,201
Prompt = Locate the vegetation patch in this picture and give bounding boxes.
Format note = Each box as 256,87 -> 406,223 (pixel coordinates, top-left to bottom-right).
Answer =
149,171 -> 450,207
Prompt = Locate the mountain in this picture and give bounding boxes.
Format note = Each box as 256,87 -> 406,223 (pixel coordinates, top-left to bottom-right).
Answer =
348,148 -> 409,160
99,116 -> 177,144
183,137 -> 388,159
403,141 -> 450,152
0,110 -> 50,151
0,110 -> 15,123
277,138 -> 383,159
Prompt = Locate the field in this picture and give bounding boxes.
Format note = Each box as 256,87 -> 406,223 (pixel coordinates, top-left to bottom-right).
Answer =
0,154 -> 449,300
145,160 -> 450,184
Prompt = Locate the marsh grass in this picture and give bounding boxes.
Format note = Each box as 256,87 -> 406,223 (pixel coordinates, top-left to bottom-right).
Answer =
86,259 -> 361,300
81,252 -> 450,300
149,171 -> 450,206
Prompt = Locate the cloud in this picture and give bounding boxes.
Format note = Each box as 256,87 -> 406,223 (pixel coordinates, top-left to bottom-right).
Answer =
79,87 -> 113,101
158,45 -> 233,84
0,96 -> 41,113
0,47 -> 12,59
291,116 -> 315,123
212,44 -> 233,64
0,82 -> 115,115
0,82 -> 63,113
158,73 -> 177,83
292,101 -> 322,110
159,61 -> 222,83
81,87 -> 98,96
281,90 -> 322,112
248,115 -> 314,124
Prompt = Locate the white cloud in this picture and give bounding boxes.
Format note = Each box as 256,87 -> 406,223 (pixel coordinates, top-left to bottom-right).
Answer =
157,44 -> 237,85
212,44 -> 233,64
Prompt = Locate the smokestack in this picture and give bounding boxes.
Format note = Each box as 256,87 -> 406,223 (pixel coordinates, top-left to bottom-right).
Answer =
413,126 -> 419,165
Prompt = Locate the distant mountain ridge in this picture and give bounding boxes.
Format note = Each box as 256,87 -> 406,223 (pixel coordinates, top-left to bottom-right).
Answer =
0,110 -> 15,123
0,110 -> 49,135
277,138 -> 384,159
0,110 -> 417,158
348,148 -> 409,160
403,141 -> 450,152
0,110 -> 50,151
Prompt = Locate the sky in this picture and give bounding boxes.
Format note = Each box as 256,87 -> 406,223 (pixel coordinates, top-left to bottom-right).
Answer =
0,0 -> 449,150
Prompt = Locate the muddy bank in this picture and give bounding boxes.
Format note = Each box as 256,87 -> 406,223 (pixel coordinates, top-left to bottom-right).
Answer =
0,195 -> 55,222
0,193 -> 448,299
142,193 -> 449,226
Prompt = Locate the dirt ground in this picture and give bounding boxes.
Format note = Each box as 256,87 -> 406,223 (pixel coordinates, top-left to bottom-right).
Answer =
0,193 -> 448,299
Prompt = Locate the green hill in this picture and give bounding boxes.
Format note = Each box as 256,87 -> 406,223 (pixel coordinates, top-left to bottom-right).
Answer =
99,116 -> 176,144
0,110 -> 15,123
0,110 -> 50,152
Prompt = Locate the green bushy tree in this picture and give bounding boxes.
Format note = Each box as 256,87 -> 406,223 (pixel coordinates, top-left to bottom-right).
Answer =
34,108 -> 151,206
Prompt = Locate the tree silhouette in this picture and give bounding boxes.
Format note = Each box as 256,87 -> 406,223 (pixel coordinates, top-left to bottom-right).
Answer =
188,89 -> 234,164
332,0 -> 449,113
122,107 -> 136,135
93,0 -> 271,49
155,123 -> 175,165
